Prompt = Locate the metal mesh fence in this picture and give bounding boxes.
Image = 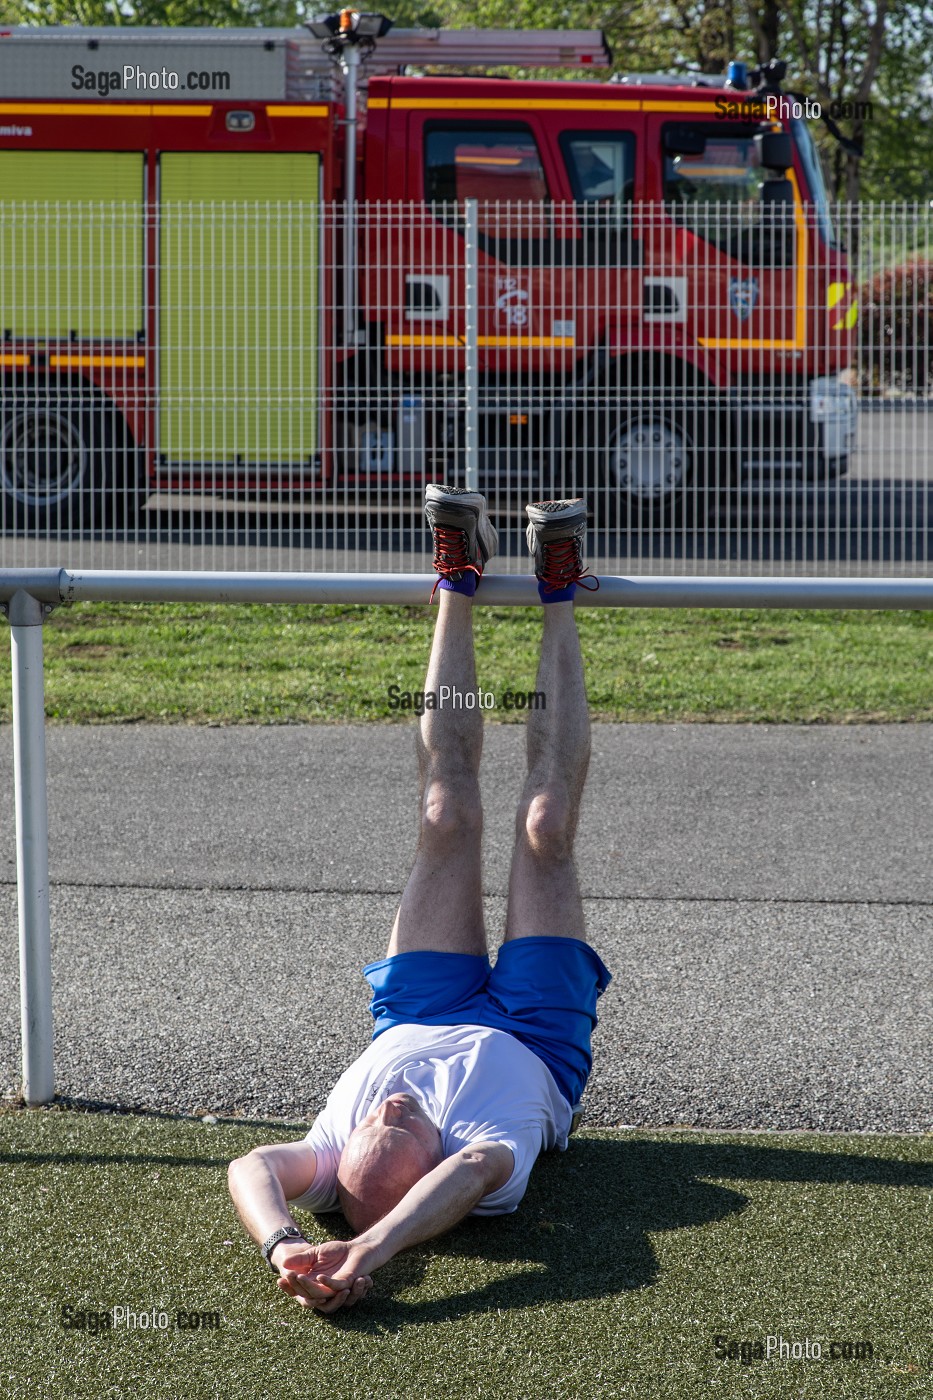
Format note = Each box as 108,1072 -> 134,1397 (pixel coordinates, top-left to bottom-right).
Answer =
0,199 -> 930,575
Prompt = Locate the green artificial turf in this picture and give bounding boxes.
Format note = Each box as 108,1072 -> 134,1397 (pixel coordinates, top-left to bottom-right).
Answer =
0,602 -> 931,724
1,1108 -> 929,1400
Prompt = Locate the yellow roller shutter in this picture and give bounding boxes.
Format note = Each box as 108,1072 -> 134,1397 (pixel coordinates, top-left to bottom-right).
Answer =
0,150 -> 144,338
159,152 -> 320,466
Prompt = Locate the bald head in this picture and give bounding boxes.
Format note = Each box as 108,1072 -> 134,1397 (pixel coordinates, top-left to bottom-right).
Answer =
337,1093 -> 444,1233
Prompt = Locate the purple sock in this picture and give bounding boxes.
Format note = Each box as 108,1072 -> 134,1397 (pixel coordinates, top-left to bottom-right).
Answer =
437,571 -> 478,598
538,579 -> 576,604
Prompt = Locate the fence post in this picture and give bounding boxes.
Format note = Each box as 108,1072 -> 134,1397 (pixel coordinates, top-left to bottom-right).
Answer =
4,590 -> 54,1106
464,198 -> 480,492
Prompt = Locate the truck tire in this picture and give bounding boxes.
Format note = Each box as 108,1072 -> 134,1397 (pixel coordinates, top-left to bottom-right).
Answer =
0,389 -> 116,532
595,391 -> 702,527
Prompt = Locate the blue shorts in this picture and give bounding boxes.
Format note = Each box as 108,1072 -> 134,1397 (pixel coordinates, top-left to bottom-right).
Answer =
363,936 -> 612,1108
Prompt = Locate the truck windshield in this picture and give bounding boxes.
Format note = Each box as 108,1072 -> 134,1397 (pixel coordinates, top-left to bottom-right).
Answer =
790,115 -> 836,246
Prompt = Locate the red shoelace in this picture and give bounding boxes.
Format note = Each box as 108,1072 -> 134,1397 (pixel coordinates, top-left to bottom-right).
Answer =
430,525 -> 483,602
539,539 -> 600,593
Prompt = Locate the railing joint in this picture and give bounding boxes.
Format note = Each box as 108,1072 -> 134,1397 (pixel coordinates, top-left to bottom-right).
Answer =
4,590 -> 54,628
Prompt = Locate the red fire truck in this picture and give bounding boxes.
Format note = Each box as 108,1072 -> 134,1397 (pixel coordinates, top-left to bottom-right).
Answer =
0,21 -> 856,529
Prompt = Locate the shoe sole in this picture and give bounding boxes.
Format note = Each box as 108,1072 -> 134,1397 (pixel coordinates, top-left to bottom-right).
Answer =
526,499 -> 587,541
425,485 -> 499,565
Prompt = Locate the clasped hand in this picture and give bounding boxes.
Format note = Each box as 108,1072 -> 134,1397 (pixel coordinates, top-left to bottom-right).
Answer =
275,1239 -> 374,1314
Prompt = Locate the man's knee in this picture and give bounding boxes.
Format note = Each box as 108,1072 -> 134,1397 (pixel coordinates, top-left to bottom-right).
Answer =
421,777 -> 482,846
518,790 -> 575,862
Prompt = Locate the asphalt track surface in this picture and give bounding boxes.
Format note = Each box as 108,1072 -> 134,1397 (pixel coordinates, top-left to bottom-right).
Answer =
1,723 -> 930,1134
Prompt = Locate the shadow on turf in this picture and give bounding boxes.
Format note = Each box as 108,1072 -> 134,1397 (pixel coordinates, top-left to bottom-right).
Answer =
320,1136 -> 932,1329
4,1122 -> 928,1326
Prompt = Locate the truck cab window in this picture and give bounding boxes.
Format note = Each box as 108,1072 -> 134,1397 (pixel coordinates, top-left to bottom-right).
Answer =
561,132 -> 635,204
662,126 -> 795,266
424,126 -> 548,223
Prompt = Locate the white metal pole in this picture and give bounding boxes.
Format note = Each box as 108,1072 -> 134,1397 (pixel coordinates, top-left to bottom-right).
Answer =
342,43 -> 361,349
464,198 -> 480,492
7,590 -> 54,1106
0,569 -> 925,611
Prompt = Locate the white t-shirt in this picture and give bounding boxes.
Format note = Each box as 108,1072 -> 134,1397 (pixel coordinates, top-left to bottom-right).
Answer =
289,1022 -> 572,1217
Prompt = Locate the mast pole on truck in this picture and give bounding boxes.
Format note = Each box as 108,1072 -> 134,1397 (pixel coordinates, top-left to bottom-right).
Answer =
307,10 -> 394,347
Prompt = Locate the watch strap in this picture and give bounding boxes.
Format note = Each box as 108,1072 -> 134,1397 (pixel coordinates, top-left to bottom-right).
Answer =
261,1225 -> 307,1272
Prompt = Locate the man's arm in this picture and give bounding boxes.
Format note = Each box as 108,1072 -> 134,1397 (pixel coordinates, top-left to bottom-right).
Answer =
227,1140 -> 316,1252
227,1141 -> 371,1311
283,1141 -> 514,1309
355,1141 -> 515,1267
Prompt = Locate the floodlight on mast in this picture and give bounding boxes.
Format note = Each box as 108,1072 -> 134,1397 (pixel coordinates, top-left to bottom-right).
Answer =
306,11 -> 394,345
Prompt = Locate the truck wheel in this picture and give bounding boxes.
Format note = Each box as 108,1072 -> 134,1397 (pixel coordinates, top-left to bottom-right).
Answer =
598,396 -> 699,527
0,391 -> 111,531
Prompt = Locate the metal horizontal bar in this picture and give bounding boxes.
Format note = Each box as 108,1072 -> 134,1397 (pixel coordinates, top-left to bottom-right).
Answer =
142,494 -> 525,518
0,572 -> 68,606
4,570 -> 933,610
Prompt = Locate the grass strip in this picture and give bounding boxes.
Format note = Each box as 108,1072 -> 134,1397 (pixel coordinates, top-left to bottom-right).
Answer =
1,1107 -> 929,1399
0,602 -> 931,724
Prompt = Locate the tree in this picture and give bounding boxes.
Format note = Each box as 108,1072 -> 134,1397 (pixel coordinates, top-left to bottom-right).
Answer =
0,0 -> 300,24
857,6 -> 933,202
746,0 -> 780,63
4,0 -> 927,199
779,0 -> 891,201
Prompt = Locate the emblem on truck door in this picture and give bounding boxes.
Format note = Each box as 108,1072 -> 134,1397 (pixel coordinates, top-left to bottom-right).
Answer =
496,278 -> 530,329
729,276 -> 760,322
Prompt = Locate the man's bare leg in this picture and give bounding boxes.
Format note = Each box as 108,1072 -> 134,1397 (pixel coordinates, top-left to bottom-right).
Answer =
387,588 -> 486,957
505,599 -> 589,941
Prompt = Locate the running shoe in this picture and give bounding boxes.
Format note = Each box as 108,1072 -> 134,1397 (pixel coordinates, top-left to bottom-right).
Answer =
425,484 -> 498,592
525,498 -> 599,593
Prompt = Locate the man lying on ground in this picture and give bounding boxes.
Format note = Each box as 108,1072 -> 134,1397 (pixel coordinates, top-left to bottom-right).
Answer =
228,485 -> 611,1313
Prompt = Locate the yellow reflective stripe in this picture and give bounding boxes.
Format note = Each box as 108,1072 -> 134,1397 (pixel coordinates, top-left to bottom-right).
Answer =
387,97 -> 744,114
641,100 -> 734,113
791,169 -> 808,349
479,335 -> 575,347
0,102 -> 146,116
387,334 -> 576,348
267,105 -> 329,118
387,97 -> 642,111
387,334 -> 463,347
696,339 -> 806,350
834,299 -> 858,330
150,106 -> 212,117
0,352 -> 30,367
367,98 -> 389,109
0,102 -> 210,117
827,280 -> 847,309
48,354 -> 146,368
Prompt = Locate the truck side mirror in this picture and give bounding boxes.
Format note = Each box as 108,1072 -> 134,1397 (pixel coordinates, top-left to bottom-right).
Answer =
759,131 -> 792,170
761,178 -> 794,206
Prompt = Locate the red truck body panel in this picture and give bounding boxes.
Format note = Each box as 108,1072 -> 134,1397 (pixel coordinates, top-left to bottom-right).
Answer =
0,37 -> 855,509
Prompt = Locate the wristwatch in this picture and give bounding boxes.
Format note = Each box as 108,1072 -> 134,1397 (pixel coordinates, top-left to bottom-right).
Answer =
261,1225 -> 307,1272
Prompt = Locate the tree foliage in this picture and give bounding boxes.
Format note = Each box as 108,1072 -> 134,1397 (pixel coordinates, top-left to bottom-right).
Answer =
1,0 -> 928,198
0,0 -> 300,23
